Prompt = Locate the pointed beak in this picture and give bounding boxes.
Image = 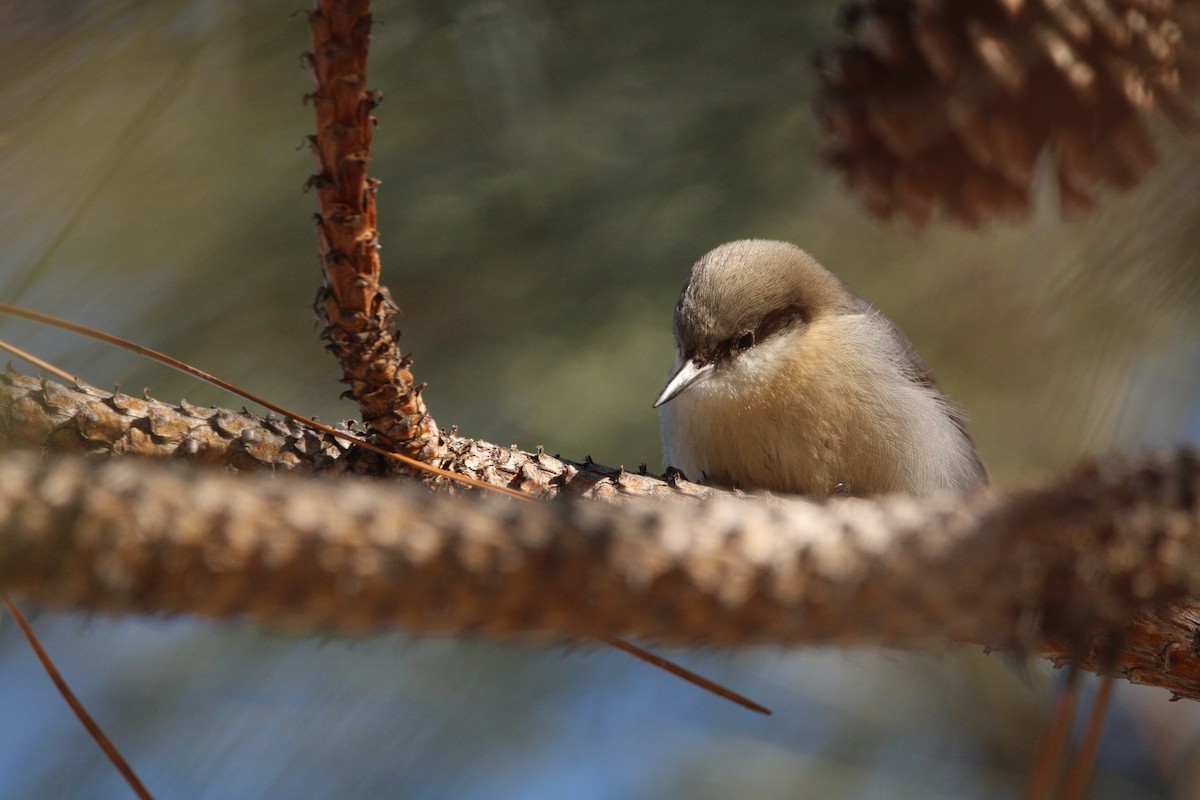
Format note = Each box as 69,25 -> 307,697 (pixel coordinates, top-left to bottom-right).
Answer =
653,359 -> 715,408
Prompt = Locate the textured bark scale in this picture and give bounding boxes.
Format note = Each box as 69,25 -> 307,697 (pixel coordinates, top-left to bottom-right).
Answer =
306,1 -> 440,461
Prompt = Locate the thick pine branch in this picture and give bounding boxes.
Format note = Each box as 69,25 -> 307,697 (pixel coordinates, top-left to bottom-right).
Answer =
3,371 -> 1200,700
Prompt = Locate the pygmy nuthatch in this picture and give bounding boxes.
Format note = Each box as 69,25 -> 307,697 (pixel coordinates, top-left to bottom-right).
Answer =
655,240 -> 986,497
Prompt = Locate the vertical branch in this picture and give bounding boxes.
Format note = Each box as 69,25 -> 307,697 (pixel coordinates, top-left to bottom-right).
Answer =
305,0 -> 441,462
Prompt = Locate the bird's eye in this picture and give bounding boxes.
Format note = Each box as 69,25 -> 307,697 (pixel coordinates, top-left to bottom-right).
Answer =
734,331 -> 754,352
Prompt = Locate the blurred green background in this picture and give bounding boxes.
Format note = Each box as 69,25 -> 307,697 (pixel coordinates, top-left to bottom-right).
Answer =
2,1 -> 1199,797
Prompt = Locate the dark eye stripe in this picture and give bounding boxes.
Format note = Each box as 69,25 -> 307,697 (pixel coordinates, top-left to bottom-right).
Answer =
755,304 -> 807,342
702,304 -> 808,363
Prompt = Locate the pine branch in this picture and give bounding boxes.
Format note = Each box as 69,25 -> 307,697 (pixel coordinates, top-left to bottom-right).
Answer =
304,1 -> 441,460
3,377 -> 1200,700
0,369 -> 714,499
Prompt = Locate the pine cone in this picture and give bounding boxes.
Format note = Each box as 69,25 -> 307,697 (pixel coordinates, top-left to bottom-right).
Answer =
814,0 -> 1200,226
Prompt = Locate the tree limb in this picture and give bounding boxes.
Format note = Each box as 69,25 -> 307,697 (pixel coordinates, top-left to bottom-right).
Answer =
1,435 -> 1199,698
305,1 -> 440,460
0,369 -> 711,499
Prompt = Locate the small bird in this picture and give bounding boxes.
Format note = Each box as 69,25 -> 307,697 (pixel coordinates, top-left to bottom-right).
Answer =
655,239 -> 986,497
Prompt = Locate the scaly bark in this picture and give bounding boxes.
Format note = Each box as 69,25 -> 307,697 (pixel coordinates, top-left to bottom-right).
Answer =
304,1 -> 440,461
1,447 -> 1200,699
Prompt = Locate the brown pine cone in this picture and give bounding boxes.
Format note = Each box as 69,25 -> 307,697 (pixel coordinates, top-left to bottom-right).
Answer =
814,0 -> 1200,226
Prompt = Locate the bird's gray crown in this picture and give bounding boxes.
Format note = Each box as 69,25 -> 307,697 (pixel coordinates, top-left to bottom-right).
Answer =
674,240 -> 859,363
